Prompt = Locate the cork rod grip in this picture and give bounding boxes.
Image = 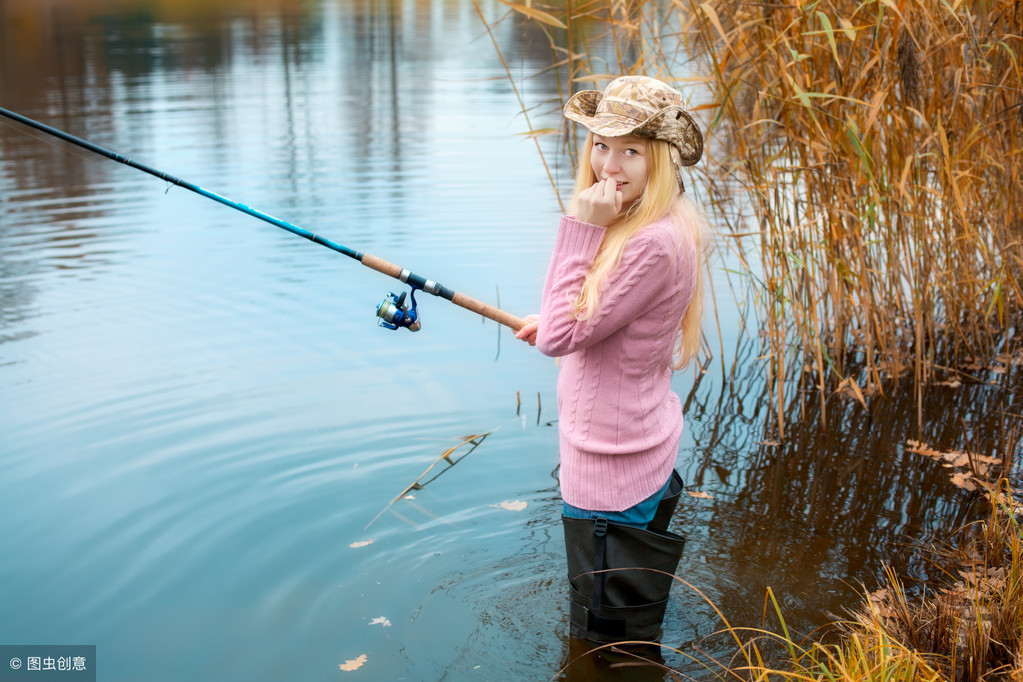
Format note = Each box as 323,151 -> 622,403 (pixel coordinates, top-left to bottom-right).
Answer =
451,292 -> 528,331
360,253 -> 403,279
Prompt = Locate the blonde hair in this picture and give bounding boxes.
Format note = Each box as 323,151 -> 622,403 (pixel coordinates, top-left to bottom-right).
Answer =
568,134 -> 705,369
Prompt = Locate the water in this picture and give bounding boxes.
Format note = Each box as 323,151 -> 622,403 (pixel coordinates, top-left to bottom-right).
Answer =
1,1 -> 1019,680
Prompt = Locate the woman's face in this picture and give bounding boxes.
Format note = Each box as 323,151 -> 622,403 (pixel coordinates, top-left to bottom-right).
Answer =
589,134 -> 650,207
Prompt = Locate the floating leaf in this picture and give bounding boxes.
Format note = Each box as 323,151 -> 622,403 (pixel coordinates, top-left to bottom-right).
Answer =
946,451 -> 971,468
950,472 -> 977,492
906,440 -> 942,459
349,540 -> 374,549
339,654 -> 367,671
688,491 -> 713,499
369,617 -> 391,627
493,500 -> 528,511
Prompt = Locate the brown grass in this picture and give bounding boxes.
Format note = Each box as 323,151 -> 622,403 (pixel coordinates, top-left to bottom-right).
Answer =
837,480 -> 1023,680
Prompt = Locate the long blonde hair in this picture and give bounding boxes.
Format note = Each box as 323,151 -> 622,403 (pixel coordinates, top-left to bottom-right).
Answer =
568,133 -> 705,369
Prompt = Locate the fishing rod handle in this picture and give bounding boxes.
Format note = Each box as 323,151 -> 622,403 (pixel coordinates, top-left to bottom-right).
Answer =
451,292 -> 528,332
360,253 -> 404,279
360,254 -> 527,331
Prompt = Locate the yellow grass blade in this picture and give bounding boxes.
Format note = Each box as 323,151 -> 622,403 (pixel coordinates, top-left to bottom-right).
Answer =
495,0 -> 566,28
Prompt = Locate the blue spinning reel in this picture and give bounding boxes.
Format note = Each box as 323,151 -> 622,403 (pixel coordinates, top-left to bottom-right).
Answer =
376,287 -> 421,331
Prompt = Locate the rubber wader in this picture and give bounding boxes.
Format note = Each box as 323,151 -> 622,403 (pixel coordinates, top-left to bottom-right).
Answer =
562,471 -> 686,642
648,469 -> 684,533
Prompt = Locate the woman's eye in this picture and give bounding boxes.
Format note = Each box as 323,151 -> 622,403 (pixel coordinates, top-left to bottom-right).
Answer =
625,148 -> 638,156
595,142 -> 608,151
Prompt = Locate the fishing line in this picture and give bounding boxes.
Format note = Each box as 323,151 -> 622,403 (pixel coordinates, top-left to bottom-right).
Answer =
0,107 -> 527,333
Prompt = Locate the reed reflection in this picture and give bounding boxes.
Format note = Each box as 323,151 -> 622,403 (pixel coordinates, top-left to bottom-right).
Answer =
679,333 -> 1021,640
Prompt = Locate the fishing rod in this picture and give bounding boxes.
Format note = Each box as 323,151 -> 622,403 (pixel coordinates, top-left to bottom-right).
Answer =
0,106 -> 526,333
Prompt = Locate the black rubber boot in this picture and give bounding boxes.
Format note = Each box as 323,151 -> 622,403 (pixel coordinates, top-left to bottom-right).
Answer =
562,516 -> 686,643
647,469 -> 684,533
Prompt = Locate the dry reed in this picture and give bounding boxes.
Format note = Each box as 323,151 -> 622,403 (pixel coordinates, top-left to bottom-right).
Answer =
681,0 -> 1023,434
487,0 -> 1023,434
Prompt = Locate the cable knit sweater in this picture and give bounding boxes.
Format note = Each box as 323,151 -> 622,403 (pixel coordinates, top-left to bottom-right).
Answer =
536,214 -> 698,511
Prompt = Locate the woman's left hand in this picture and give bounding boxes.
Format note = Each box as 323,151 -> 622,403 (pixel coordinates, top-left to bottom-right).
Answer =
515,314 -> 540,346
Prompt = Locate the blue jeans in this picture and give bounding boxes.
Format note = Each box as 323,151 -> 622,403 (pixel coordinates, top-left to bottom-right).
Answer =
562,474 -> 673,528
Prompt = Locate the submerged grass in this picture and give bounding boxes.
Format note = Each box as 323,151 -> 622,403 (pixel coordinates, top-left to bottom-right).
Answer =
484,0 -> 1023,433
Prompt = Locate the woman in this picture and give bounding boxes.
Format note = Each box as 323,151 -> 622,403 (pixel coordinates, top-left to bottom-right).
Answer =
516,75 -> 705,642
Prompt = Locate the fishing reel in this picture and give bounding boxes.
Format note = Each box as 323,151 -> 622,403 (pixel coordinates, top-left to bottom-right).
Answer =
376,287 -> 422,331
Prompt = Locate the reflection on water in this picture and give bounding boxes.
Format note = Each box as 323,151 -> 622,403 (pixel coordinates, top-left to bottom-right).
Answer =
1,1 -> 1020,680
678,338 -> 1014,640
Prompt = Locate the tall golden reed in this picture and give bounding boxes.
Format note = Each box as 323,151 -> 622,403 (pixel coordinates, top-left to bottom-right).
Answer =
488,0 -> 1022,434
681,0 -> 1023,433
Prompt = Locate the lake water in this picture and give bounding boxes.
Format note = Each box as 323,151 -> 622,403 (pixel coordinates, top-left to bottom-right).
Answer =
1,1 -> 1018,680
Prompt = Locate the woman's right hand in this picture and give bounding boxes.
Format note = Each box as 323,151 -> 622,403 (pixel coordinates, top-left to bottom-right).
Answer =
574,177 -> 622,226
515,314 -> 540,346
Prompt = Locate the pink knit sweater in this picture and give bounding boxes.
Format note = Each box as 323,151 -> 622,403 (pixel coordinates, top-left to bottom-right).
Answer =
536,214 -> 698,511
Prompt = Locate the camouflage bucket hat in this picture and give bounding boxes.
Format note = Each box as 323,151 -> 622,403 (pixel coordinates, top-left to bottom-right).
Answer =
563,76 -> 703,184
